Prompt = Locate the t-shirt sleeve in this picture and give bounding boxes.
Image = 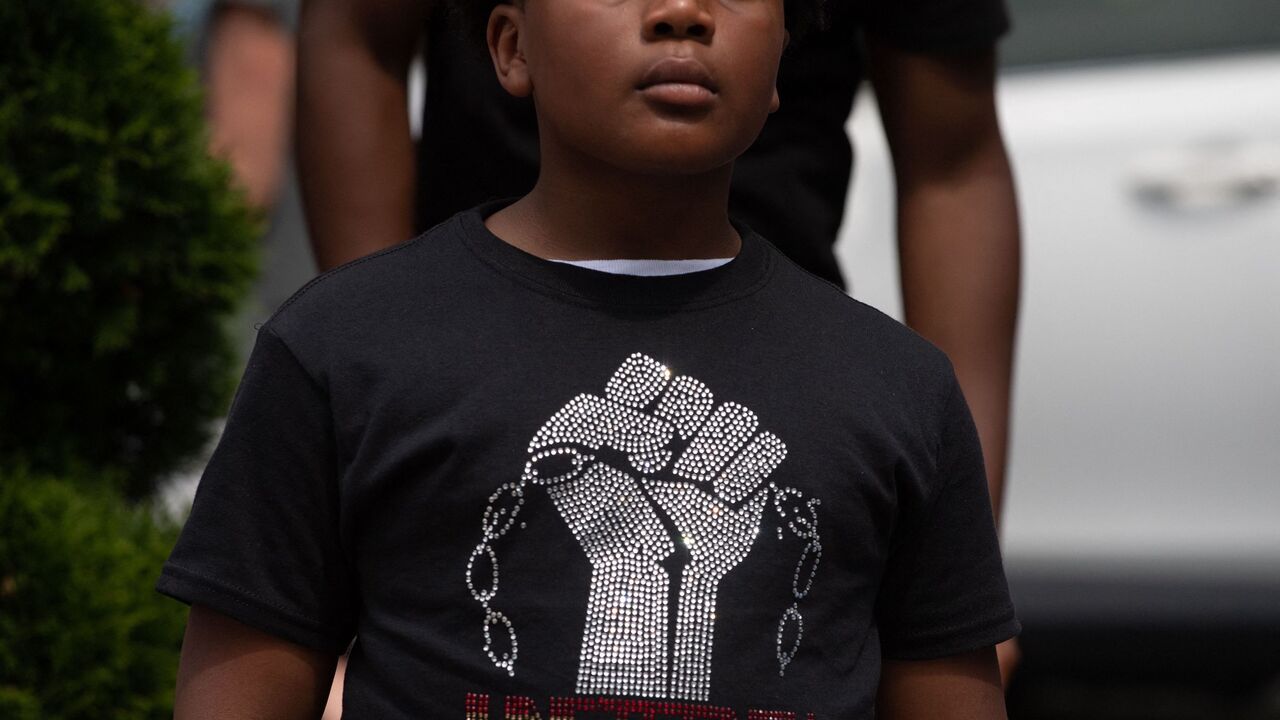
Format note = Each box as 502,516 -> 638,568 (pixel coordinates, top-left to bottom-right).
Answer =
156,326 -> 355,653
876,374 -> 1020,660
856,0 -> 1011,52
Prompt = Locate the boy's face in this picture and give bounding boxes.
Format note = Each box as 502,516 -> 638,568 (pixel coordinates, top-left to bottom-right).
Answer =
489,0 -> 788,176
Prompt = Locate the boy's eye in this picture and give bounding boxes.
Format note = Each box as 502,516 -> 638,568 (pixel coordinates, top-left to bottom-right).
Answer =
524,447 -> 593,485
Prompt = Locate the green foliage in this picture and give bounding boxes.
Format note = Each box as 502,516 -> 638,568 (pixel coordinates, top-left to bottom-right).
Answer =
0,0 -> 259,498
0,472 -> 188,720
0,686 -> 42,720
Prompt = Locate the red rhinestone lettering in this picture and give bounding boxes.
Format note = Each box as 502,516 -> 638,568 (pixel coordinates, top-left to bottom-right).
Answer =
466,693 -> 490,719
504,696 -> 544,720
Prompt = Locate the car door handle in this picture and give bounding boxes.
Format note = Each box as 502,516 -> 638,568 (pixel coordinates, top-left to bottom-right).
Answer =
1132,142 -> 1280,212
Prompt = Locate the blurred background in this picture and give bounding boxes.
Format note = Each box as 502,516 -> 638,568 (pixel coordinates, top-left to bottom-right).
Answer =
1,0 -> 1277,718
844,1 -> 1280,717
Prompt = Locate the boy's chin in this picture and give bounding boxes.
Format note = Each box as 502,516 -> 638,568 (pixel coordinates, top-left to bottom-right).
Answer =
551,112 -> 766,178
604,137 -> 757,177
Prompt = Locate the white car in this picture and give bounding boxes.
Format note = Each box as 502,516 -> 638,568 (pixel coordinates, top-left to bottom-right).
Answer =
839,0 -> 1280,710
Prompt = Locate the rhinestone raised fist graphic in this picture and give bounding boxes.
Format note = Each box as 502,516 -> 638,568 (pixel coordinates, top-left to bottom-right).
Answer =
466,354 -> 822,701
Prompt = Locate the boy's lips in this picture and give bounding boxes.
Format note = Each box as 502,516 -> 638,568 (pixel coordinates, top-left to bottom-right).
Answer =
637,57 -> 719,110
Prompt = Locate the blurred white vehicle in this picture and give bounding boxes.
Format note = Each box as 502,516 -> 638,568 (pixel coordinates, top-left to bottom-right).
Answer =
838,0 -> 1280,708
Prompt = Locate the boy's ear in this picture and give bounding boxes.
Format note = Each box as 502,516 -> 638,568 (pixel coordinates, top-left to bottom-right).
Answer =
769,30 -> 790,114
487,4 -> 531,98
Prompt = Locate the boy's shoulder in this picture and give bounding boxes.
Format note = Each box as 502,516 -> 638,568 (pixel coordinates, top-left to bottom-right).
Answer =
263,214 -> 472,342
761,239 -> 954,382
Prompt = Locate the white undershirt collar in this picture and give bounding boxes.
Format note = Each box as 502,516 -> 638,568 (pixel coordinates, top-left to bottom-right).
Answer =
548,257 -> 734,276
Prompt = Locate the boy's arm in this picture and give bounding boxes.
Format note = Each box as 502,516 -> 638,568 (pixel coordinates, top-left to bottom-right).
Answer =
866,38 -> 1021,526
175,604 -> 338,720
877,647 -> 1008,720
296,0 -> 430,271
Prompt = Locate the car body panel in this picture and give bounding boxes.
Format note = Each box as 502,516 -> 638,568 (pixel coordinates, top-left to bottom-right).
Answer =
838,52 -> 1280,583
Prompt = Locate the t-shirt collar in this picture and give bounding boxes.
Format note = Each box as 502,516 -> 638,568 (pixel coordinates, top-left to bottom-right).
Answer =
457,199 -> 775,311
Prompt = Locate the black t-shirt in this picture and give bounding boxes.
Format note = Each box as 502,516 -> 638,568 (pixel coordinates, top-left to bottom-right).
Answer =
159,203 -> 1019,718
417,0 -> 1010,288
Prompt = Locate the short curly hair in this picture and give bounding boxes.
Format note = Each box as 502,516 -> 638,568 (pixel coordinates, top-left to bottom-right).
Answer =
450,0 -> 827,46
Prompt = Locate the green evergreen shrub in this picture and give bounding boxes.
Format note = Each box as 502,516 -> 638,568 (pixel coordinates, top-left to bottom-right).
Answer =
0,472 -> 188,720
0,0 -> 259,498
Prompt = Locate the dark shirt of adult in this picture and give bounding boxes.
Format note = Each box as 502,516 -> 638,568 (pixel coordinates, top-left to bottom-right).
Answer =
298,0 -> 1009,286
415,1 -> 1010,288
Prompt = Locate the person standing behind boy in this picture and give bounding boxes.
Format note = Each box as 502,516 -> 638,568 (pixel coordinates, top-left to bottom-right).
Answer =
296,1 -> 1022,681
161,1 -> 1020,717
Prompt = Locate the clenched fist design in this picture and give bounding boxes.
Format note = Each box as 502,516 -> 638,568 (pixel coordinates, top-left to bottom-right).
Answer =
466,354 -> 821,701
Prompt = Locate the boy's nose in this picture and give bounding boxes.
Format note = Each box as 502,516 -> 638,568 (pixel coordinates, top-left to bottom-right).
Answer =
643,0 -> 715,42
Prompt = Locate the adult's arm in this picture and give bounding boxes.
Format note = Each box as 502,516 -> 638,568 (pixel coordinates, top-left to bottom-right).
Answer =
867,38 -> 1020,525
175,604 -> 338,720
296,0 -> 430,271
877,647 -> 1008,720
205,3 -> 295,209
868,41 -> 1022,685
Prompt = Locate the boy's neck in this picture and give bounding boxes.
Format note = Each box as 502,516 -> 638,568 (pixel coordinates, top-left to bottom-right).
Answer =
484,142 -> 741,262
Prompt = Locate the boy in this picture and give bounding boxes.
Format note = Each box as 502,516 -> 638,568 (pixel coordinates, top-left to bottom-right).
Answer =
160,1 -> 1019,717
